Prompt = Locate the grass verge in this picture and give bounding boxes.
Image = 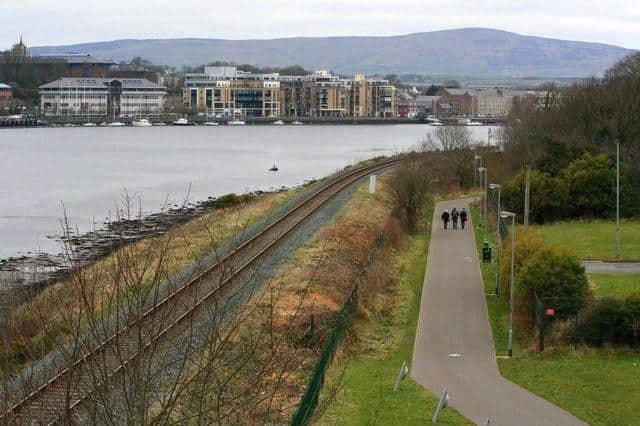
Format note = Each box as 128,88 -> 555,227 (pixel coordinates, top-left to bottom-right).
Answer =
530,219 -> 640,261
319,203 -> 469,425
470,205 -> 511,355
471,204 -> 640,425
588,273 -> 640,298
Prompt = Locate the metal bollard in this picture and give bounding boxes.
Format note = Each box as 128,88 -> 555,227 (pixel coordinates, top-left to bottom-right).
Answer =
393,361 -> 409,391
432,388 -> 449,424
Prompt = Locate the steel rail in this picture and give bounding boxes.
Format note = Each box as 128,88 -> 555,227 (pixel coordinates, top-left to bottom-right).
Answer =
3,158 -> 399,423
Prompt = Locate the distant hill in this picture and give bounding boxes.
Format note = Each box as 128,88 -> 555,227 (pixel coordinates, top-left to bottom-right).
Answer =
28,28 -> 634,78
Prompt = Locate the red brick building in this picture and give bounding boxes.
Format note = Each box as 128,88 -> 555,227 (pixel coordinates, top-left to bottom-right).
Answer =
436,88 -> 473,116
0,83 -> 12,104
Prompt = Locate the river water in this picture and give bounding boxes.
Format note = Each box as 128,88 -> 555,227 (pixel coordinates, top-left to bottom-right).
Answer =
0,124 -> 496,258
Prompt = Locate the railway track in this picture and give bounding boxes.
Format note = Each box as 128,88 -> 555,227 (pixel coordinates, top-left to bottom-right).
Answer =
1,158 -> 400,424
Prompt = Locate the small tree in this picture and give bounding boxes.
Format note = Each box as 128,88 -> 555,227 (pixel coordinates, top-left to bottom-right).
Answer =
516,246 -> 591,330
561,153 -> 616,218
388,155 -> 430,232
501,169 -> 564,223
422,126 -> 474,189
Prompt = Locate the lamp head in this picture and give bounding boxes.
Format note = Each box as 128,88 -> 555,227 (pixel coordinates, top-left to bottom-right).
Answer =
477,166 -> 487,172
500,211 -> 516,219
489,183 -> 501,190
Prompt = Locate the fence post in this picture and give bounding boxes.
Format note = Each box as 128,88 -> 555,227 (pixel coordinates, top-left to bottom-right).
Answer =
533,292 -> 545,352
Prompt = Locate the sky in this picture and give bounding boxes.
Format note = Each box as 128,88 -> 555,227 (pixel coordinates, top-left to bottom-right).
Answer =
3,0 -> 640,50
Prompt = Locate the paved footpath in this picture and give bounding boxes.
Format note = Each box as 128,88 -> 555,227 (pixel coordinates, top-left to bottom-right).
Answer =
412,199 -> 585,425
582,260 -> 640,274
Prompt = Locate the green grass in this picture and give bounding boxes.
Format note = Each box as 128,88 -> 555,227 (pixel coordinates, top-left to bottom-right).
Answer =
471,205 -> 640,425
500,350 -> 640,425
588,273 -> 640,298
320,204 -> 469,425
530,219 -> 640,261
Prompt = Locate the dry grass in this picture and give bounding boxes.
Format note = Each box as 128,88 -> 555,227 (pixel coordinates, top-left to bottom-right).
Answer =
172,180 -> 399,423
0,190 -> 294,375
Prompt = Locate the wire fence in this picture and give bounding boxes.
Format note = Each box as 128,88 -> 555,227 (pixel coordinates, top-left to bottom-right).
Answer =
290,232 -> 386,425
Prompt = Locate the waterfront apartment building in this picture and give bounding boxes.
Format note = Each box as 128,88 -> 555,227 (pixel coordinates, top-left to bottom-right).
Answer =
182,67 -> 396,118
183,67 -> 281,118
39,78 -> 167,116
472,87 -> 513,118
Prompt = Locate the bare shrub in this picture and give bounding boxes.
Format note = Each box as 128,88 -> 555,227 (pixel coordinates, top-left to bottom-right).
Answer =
388,155 -> 431,232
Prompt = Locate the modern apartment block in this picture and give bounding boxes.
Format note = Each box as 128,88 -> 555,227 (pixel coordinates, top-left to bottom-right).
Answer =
183,67 -> 281,118
182,67 -> 397,118
39,78 -> 167,116
435,87 -> 516,118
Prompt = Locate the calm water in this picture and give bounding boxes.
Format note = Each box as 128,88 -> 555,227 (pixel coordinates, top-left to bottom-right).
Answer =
0,125 -> 496,258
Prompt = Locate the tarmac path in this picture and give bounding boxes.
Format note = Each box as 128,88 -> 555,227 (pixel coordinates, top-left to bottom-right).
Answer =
412,199 -> 585,425
582,260 -> 640,274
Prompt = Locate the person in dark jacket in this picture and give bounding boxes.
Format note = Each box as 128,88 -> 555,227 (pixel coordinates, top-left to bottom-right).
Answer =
441,209 -> 450,229
451,208 -> 459,229
460,208 -> 468,229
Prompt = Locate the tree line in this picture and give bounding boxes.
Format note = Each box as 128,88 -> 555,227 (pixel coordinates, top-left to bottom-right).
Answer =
500,51 -> 640,221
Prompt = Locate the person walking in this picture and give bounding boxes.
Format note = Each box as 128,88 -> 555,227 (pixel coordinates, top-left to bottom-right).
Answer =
452,208 -> 459,229
460,208 -> 468,229
441,209 -> 450,230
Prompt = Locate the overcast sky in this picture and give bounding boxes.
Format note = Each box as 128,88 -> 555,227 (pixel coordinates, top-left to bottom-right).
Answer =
4,0 -> 640,49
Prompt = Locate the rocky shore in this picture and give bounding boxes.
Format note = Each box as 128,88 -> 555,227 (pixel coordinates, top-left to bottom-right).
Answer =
0,191 -> 271,293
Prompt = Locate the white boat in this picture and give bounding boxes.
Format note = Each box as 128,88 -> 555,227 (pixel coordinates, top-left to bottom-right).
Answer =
81,122 -> 96,127
291,121 -> 303,125
428,121 -> 444,126
228,120 -> 246,126
132,118 -> 152,127
107,121 -> 126,127
204,121 -> 219,126
65,123 -> 77,127
173,118 -> 190,125
458,118 -> 483,126
98,122 -> 107,126
272,120 -> 285,125
152,122 -> 166,126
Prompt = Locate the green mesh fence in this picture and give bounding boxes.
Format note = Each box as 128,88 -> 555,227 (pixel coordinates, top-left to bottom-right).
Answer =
290,232 -> 385,425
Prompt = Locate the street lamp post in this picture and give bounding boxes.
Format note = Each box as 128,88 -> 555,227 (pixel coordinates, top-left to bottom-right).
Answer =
478,166 -> 488,235
490,183 -> 502,295
615,138 -> 620,259
501,211 -> 516,358
474,155 -> 483,189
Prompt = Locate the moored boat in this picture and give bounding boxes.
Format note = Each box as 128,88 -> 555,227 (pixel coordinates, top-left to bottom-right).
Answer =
132,118 -> 152,127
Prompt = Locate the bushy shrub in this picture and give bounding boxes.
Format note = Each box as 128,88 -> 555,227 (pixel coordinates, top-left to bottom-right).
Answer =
515,246 -> 591,330
561,153 -> 616,218
535,137 -> 583,176
498,230 -> 545,301
621,292 -> 640,346
500,170 -> 564,223
572,297 -> 626,346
